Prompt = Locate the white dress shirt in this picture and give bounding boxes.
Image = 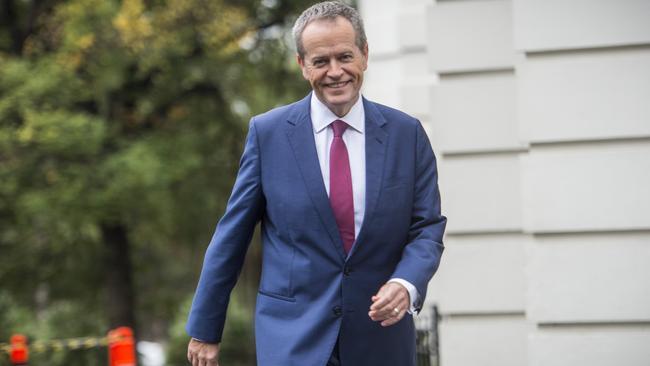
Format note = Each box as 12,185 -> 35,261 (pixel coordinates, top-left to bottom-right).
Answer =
310,93 -> 419,313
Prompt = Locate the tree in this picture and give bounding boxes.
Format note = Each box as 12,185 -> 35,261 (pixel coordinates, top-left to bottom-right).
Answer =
0,0 -> 312,364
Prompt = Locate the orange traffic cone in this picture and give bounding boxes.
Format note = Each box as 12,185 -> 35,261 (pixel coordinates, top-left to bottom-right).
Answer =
9,334 -> 29,365
108,327 -> 136,366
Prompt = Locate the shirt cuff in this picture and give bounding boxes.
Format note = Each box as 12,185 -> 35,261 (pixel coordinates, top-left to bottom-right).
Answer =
388,278 -> 420,314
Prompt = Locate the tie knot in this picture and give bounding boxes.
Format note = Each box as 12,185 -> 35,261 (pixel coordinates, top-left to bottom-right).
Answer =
331,120 -> 348,137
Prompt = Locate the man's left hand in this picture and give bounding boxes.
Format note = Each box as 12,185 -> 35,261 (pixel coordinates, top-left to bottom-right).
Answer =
368,282 -> 410,327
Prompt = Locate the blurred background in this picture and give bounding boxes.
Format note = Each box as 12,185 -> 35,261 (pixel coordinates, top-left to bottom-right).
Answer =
1,0 -> 649,366
0,0 -> 315,365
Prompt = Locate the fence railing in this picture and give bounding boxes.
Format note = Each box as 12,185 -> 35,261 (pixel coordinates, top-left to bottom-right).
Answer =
415,304 -> 440,366
0,327 -> 135,366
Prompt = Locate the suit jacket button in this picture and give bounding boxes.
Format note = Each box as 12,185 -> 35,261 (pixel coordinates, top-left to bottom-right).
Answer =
332,306 -> 342,317
343,266 -> 351,276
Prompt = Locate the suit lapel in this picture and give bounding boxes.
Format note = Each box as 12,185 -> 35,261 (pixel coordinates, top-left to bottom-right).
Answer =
350,99 -> 388,258
286,95 -> 347,261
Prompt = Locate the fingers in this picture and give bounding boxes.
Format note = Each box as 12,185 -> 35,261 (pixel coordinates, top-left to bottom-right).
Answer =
187,338 -> 220,366
369,288 -> 391,311
371,296 -> 406,323
188,348 -> 215,366
368,282 -> 410,326
380,312 -> 403,327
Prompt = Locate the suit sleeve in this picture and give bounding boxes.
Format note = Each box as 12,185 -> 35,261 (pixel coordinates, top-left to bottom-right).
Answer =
390,121 -> 447,310
186,118 -> 265,342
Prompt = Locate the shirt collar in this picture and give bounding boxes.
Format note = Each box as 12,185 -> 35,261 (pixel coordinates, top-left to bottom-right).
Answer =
310,93 -> 365,134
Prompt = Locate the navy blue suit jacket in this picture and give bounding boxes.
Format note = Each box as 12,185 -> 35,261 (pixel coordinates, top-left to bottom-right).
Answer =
187,94 -> 446,365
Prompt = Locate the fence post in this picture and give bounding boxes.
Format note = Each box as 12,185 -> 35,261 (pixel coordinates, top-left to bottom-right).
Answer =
9,334 -> 29,365
108,327 -> 136,366
431,305 -> 440,366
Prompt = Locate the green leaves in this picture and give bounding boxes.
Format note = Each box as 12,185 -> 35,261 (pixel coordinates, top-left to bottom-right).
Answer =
1,0 -> 314,362
18,110 -> 106,156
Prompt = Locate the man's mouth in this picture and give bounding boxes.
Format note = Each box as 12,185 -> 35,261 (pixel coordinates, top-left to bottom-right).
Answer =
324,80 -> 352,88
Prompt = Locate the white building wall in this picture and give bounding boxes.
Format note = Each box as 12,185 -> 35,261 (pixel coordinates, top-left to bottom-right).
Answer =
359,0 -> 650,365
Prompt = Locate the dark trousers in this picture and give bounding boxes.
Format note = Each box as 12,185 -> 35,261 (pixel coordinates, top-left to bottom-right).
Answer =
326,338 -> 341,366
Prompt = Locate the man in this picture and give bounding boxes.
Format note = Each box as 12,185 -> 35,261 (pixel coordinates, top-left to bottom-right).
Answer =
186,2 -> 446,365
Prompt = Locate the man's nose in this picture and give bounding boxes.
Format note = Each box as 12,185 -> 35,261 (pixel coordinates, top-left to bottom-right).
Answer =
327,60 -> 344,78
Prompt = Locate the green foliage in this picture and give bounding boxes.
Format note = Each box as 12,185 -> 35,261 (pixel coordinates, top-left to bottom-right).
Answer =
166,289 -> 256,366
1,0 -> 314,363
0,290 -> 108,366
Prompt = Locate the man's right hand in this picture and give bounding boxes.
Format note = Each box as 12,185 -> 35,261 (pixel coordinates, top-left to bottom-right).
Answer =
187,338 -> 220,366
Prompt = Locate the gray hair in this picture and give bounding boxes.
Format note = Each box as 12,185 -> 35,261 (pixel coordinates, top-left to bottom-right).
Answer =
292,1 -> 367,59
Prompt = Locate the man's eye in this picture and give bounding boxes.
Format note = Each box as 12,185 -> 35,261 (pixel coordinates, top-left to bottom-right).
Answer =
341,55 -> 352,61
313,60 -> 326,66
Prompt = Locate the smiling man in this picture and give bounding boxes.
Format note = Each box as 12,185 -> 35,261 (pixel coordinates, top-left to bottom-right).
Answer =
297,15 -> 367,117
186,2 -> 446,365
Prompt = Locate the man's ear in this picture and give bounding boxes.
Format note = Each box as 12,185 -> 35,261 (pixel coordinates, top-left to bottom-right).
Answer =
296,53 -> 309,80
362,43 -> 369,70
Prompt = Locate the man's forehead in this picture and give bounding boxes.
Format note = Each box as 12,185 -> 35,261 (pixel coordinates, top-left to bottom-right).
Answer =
302,16 -> 355,40
301,18 -> 359,55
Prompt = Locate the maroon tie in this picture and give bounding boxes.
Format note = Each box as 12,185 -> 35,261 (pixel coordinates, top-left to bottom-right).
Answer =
329,120 -> 355,254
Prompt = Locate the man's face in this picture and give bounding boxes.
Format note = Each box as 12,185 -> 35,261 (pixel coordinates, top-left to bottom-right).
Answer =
297,16 -> 368,117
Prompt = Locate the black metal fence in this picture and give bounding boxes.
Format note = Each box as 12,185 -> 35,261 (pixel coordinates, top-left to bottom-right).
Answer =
415,305 -> 440,366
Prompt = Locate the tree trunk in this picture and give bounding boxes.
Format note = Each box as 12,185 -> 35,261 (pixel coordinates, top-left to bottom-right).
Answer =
101,223 -> 137,331
1,0 -> 40,55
